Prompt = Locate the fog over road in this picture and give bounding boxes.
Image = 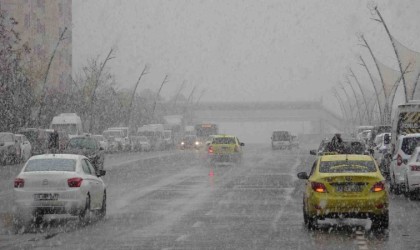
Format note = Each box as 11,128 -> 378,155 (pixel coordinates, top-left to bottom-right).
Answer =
2,145 -> 420,249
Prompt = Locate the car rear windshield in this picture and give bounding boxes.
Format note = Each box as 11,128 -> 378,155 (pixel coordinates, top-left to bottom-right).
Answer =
319,160 -> 376,173
25,159 -> 76,172
68,138 -> 97,150
272,132 -> 290,141
212,137 -> 235,144
401,137 -> 420,155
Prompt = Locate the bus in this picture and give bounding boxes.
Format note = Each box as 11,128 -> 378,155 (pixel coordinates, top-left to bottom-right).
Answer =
195,123 -> 218,142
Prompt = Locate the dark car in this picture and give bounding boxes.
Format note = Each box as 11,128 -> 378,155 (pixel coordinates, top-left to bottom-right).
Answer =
180,135 -> 199,149
65,134 -> 105,171
0,132 -> 21,165
310,137 -> 367,155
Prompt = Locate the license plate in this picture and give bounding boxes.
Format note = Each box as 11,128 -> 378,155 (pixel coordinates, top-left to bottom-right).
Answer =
34,193 -> 59,201
335,184 -> 363,192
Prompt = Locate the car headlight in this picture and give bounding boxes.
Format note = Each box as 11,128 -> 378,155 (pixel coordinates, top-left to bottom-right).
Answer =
181,142 -> 185,145
195,141 -> 200,145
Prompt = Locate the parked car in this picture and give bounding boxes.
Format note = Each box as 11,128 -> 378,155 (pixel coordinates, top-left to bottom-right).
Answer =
402,146 -> 420,199
372,133 -> 391,175
0,132 -> 21,165
389,133 -> 420,194
65,134 -> 105,172
138,136 -> 151,152
13,154 -> 106,232
14,134 -> 32,162
92,135 -> 109,152
17,128 -> 48,155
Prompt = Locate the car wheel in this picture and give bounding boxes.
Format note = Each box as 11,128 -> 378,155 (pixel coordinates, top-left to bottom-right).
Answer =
79,195 -> 92,225
97,192 -> 106,219
303,201 -> 316,229
371,213 -> 389,230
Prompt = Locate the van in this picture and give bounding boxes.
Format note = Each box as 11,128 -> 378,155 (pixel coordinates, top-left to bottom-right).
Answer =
389,133 -> 420,194
391,101 -> 420,155
271,131 -> 292,150
50,113 -> 83,138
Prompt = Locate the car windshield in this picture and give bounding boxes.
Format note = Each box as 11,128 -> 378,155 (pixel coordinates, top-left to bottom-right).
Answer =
24,158 -> 76,172
320,160 -> 376,173
68,138 -> 97,150
401,137 -> 420,155
51,124 -> 77,135
213,137 -> 235,144
272,132 -> 290,141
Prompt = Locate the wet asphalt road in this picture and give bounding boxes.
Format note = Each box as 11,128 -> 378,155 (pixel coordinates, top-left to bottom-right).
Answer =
2,145 -> 420,249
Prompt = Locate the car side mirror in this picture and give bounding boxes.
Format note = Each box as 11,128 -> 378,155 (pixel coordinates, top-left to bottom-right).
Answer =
97,170 -> 106,177
310,150 -> 317,155
240,142 -> 245,146
99,146 -> 104,151
297,172 -> 309,180
403,159 -> 408,165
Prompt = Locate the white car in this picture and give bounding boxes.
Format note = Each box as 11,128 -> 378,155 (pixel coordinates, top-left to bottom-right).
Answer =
389,133 -> 420,194
14,134 -> 32,162
372,133 -> 391,173
138,136 -> 151,152
403,146 -> 420,199
93,135 -> 109,152
13,154 -> 106,232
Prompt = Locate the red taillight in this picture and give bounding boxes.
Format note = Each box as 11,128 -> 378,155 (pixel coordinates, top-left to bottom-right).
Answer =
67,177 -> 83,188
208,146 -> 213,154
14,178 -> 24,188
311,182 -> 327,193
397,154 -> 402,166
371,181 -> 385,192
411,165 -> 420,171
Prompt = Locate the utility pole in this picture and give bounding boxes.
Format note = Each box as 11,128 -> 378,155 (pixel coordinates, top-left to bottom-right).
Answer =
37,27 -> 67,126
152,74 -> 169,116
349,68 -> 371,124
374,6 -> 407,102
359,55 -> 383,124
88,48 -> 115,133
126,64 -> 149,128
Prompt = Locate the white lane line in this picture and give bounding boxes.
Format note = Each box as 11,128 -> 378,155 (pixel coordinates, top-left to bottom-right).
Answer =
270,158 -> 301,232
175,234 -> 189,242
355,230 -> 369,250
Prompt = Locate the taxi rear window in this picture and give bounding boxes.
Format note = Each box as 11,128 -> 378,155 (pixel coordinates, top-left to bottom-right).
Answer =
319,160 -> 376,173
212,137 -> 235,144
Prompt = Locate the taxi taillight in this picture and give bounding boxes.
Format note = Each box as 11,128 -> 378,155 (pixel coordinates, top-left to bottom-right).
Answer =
208,146 -> 213,154
371,181 -> 385,192
311,182 -> 327,193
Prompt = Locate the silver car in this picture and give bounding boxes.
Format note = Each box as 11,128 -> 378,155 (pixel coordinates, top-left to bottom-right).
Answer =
13,154 -> 107,232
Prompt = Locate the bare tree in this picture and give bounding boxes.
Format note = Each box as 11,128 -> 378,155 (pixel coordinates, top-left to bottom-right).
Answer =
152,74 -> 169,116
127,64 -> 149,127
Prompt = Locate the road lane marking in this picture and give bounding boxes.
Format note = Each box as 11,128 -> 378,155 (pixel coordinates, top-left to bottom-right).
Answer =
271,158 -> 301,232
355,230 -> 368,250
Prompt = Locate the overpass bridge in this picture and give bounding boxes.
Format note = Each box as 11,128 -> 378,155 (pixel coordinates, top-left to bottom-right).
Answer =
190,101 -> 345,134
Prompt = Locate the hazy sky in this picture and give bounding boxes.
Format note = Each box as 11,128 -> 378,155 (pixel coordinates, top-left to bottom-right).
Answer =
72,0 -> 420,109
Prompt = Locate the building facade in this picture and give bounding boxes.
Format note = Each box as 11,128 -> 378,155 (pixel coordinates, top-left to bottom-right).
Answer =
0,0 -> 72,92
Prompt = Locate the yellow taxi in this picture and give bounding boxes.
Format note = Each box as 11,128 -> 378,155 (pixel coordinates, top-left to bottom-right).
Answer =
297,154 -> 388,230
207,134 -> 244,164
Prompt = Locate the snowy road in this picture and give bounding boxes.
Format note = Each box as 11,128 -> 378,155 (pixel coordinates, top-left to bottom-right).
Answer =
2,145 -> 420,249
